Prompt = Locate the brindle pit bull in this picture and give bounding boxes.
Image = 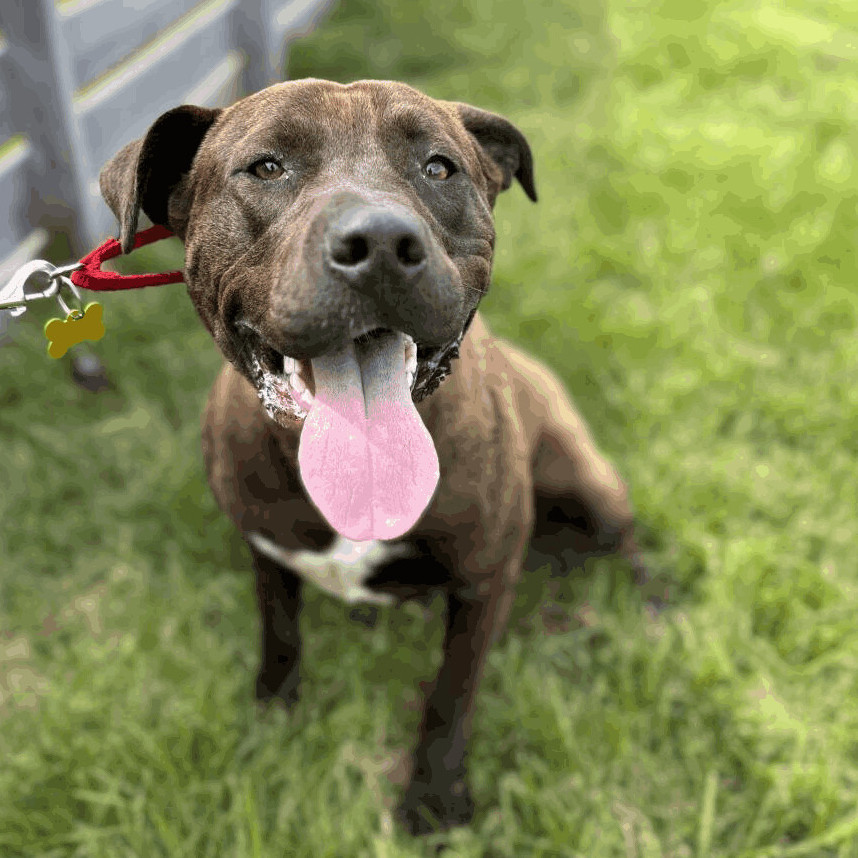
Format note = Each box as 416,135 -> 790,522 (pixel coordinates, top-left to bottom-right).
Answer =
99,79 -> 647,835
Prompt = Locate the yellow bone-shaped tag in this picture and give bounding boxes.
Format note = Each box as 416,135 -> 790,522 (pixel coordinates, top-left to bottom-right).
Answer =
44,302 -> 105,358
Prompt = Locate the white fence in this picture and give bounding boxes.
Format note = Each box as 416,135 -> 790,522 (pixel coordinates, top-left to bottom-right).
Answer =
0,0 -> 333,297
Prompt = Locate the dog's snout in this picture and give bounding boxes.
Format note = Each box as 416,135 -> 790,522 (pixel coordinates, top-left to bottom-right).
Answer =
326,207 -> 427,280
306,196 -> 463,349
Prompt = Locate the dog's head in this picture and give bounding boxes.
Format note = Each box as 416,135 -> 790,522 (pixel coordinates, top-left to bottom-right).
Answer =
99,79 -> 536,540
100,79 -> 535,417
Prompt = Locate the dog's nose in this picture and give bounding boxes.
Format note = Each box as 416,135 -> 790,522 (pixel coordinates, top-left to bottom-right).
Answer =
325,207 -> 427,282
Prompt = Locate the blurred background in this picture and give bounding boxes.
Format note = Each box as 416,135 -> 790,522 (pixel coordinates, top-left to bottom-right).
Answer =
2,0 -> 858,855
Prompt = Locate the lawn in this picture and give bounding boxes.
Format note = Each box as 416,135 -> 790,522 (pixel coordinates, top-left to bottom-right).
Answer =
2,0 -> 858,855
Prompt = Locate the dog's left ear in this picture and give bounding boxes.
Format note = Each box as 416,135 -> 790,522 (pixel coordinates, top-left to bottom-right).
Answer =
99,105 -> 221,253
455,104 -> 537,205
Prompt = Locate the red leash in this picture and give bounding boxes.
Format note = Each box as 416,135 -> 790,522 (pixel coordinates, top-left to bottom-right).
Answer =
70,225 -> 184,291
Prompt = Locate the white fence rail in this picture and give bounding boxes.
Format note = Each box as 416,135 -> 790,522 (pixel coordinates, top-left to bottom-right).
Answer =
0,0 -> 333,298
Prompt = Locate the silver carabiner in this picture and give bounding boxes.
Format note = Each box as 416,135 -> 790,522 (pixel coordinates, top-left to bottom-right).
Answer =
0,260 -> 61,316
0,260 -> 85,320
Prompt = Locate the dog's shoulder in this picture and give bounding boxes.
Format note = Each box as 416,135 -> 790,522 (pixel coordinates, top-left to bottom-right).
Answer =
417,312 -> 534,478
452,312 -> 555,452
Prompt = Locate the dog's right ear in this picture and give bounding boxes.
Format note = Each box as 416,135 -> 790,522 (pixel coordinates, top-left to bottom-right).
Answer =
99,105 -> 221,254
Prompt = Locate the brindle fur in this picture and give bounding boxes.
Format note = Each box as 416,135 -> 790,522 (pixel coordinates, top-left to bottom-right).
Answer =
99,79 -> 646,836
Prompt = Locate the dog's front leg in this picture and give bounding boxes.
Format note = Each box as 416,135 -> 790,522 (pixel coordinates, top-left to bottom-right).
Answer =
396,582 -> 515,835
248,541 -> 303,708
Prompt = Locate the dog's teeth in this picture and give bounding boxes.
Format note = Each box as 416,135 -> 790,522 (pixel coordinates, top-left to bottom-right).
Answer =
290,371 -> 315,404
290,371 -> 307,394
283,355 -> 296,374
404,340 -> 417,376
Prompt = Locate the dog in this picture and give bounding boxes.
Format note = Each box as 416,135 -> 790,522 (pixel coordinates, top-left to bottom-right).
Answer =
98,78 -> 648,835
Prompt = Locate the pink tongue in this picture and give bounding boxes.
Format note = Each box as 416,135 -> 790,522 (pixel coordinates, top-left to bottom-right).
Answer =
297,332 -> 439,541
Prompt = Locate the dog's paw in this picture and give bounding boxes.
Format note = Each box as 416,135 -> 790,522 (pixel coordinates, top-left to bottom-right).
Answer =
394,777 -> 475,835
255,669 -> 300,710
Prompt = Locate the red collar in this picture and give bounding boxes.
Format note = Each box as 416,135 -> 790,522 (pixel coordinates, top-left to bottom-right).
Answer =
70,225 -> 184,291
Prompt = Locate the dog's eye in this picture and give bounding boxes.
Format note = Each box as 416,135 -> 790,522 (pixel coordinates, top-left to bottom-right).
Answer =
250,159 -> 286,180
423,157 -> 455,181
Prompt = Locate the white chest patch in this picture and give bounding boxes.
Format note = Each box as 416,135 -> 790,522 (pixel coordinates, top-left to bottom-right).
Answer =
247,532 -> 415,605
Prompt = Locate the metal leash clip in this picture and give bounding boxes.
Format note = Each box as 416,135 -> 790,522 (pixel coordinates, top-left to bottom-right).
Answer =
0,259 -> 85,318
0,259 -> 105,358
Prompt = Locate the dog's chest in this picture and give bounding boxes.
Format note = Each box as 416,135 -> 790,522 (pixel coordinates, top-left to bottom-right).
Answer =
247,532 -> 411,605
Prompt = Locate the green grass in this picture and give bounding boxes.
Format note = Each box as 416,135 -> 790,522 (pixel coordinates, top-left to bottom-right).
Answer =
3,0 -> 858,854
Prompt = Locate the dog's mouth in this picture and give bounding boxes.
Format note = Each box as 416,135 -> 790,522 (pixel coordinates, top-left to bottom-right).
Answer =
240,325 -> 462,425
252,327 -> 417,420
237,323 -> 465,541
